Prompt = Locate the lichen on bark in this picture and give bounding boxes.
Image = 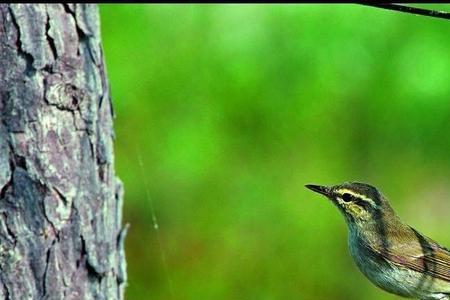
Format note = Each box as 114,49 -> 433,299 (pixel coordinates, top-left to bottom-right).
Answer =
0,4 -> 126,299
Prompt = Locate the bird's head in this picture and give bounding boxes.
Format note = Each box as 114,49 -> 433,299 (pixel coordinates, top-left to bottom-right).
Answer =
305,182 -> 395,229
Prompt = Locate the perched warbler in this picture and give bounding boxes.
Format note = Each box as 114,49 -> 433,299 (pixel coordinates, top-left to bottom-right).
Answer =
306,182 -> 450,300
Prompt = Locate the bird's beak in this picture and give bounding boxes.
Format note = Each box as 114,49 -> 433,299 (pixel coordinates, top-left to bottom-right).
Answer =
305,184 -> 332,198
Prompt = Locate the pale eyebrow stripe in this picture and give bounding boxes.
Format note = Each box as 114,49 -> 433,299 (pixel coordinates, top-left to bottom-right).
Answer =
336,189 -> 377,207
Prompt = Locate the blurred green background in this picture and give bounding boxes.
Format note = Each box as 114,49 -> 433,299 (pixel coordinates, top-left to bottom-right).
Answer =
99,4 -> 450,300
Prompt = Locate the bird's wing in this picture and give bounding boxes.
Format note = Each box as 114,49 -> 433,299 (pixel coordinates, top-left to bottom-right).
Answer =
389,244 -> 450,283
372,227 -> 450,283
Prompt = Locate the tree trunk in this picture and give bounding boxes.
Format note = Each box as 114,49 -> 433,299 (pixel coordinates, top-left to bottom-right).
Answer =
0,4 -> 126,299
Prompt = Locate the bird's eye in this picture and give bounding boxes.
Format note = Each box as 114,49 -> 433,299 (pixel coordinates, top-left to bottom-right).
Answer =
342,193 -> 353,202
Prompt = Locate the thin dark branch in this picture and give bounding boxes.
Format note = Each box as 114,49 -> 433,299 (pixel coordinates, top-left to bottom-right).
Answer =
360,3 -> 450,21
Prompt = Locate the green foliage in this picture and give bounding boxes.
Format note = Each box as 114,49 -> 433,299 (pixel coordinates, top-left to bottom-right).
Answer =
100,5 -> 450,300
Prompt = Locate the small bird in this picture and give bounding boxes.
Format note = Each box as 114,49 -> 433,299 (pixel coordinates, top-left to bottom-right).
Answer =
305,182 -> 450,300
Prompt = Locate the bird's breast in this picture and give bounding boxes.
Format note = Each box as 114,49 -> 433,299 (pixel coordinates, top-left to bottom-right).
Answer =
347,231 -> 445,299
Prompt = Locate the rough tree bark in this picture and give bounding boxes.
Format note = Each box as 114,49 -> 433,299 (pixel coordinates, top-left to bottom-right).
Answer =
0,4 -> 127,299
